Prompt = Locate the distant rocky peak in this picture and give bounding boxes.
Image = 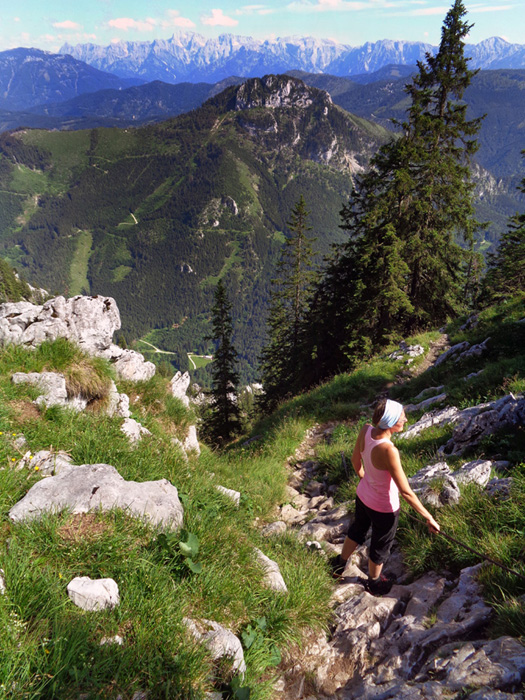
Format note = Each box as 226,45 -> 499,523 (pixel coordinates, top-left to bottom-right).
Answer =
234,75 -> 331,111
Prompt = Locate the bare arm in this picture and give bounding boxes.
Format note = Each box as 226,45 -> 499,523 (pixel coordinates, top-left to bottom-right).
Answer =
351,424 -> 367,479
385,445 -> 440,533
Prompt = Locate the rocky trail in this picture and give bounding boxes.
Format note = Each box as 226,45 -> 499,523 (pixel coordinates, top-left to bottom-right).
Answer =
261,337 -> 525,699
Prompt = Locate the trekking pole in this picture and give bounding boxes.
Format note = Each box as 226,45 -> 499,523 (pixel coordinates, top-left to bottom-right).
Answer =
405,512 -> 525,583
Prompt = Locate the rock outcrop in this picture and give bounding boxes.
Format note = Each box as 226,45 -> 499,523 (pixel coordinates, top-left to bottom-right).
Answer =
12,371 -> 88,411
9,463 -> 183,530
440,394 -> 525,456
170,371 -> 191,407
0,295 -> 155,382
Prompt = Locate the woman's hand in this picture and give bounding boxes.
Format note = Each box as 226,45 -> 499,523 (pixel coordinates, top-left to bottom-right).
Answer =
427,515 -> 440,534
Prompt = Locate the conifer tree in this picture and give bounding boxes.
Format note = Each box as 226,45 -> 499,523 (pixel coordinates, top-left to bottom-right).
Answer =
259,195 -> 316,408
298,0 -> 483,384
207,279 -> 240,445
484,152 -> 525,298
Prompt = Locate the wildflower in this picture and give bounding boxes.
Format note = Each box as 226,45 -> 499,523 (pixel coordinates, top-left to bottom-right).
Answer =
11,458 -> 15,462
34,466 -> 39,471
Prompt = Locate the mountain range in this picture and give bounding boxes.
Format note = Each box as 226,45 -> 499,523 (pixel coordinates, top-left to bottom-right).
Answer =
0,48 -> 142,111
60,33 -> 525,84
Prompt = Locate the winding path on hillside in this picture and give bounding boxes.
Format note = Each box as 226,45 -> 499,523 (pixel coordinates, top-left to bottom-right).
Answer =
136,339 -> 175,355
269,338 -> 524,699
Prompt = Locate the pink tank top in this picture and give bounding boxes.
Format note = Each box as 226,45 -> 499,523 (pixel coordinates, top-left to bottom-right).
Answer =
356,425 -> 400,513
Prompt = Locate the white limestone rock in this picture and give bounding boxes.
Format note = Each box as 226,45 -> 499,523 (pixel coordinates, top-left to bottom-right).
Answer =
409,462 -> 452,492
434,341 -> 470,367
457,337 -> 491,362
183,617 -> 246,675
170,371 -> 191,407
0,296 -> 155,382
485,476 -> 513,499
0,568 -> 5,594
398,407 -> 461,441
279,503 -> 307,525
109,347 -> 156,382
254,548 -> 288,593
12,371 -> 88,410
17,449 -> 73,476
441,394 -> 525,456
100,635 -> 124,646
455,459 -> 493,487
215,485 -> 240,506
417,636 -> 525,692
413,386 -> 445,402
404,393 -> 447,414
9,463 -> 184,530
106,381 -> 131,418
121,418 -> 152,445
388,342 -> 424,360
67,576 -> 120,611
183,425 -> 200,455
261,521 -> 287,537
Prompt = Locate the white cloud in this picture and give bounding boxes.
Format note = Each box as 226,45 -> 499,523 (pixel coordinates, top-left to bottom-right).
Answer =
469,4 -> 513,13
14,17 -> 20,22
287,0 -> 398,12
162,10 -> 196,28
235,4 -> 275,13
201,9 -> 239,26
52,20 -> 82,30
107,17 -> 156,32
407,6 -> 450,15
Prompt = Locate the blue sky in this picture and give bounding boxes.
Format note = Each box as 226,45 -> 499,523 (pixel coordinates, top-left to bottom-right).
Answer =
0,1 -> 521,53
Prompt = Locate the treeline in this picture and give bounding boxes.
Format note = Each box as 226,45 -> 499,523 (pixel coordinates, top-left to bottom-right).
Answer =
0,257 -> 31,303
256,0 -> 525,409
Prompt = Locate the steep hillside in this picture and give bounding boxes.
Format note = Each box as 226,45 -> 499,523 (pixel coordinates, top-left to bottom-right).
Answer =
288,68 -> 525,248
0,292 -> 523,699
0,75 -> 390,381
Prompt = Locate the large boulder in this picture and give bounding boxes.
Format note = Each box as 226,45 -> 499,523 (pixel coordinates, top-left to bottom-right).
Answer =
12,371 -> 87,411
441,394 -> 525,456
0,296 -> 155,382
9,463 -> 183,530
0,295 -> 119,351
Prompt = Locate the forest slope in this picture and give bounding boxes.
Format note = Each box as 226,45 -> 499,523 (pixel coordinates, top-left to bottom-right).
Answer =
0,75 -> 390,381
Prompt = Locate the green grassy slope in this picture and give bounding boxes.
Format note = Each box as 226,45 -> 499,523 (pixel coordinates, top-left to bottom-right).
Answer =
0,294 -> 523,697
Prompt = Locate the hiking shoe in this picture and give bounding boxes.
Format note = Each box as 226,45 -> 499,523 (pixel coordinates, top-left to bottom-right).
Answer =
366,573 -> 395,596
330,556 -> 346,579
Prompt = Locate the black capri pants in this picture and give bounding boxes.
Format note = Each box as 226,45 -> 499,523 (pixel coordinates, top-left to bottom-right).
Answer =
346,495 -> 400,565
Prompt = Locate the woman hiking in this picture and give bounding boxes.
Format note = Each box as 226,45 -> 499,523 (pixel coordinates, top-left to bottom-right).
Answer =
333,398 -> 440,595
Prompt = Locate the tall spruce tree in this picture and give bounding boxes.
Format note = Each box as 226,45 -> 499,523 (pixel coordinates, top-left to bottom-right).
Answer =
484,151 -> 525,298
298,0 -> 483,385
259,195 -> 316,409
207,279 -> 240,445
